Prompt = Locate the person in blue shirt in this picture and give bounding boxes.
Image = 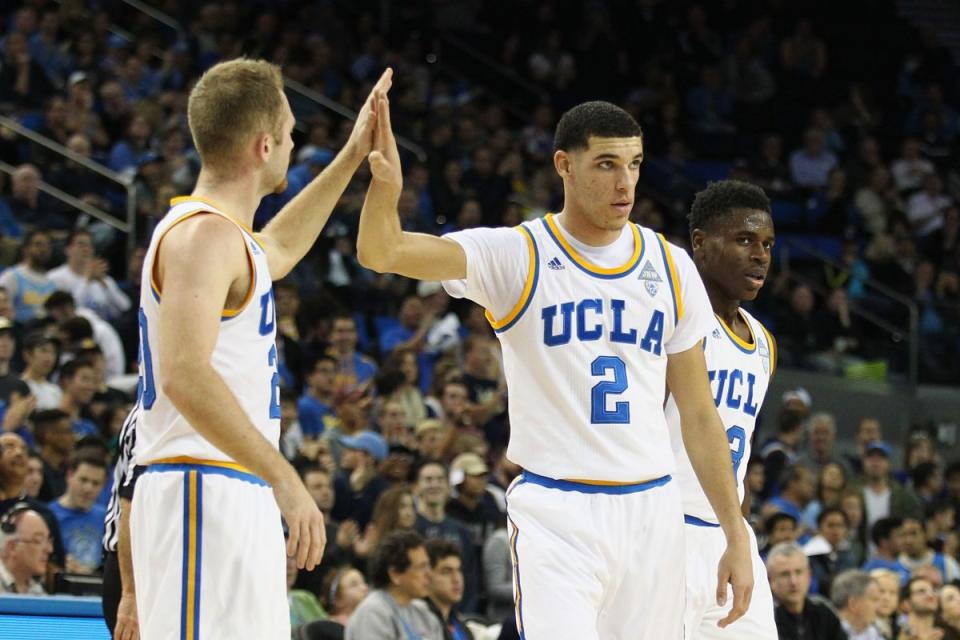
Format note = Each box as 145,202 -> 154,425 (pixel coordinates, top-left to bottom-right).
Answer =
764,464 -> 816,532
47,453 -> 107,573
298,354 -> 338,438
329,313 -> 377,390
862,517 -> 910,584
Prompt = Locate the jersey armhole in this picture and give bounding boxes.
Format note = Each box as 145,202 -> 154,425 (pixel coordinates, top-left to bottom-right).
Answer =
484,225 -> 539,334
150,211 -> 256,319
655,233 -> 684,324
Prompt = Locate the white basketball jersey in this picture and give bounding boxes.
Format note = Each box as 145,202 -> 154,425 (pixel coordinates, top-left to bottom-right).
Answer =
134,197 -> 280,465
665,308 -> 775,523
491,215 -> 690,482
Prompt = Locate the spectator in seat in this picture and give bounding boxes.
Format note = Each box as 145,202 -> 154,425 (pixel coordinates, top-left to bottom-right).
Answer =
832,569 -> 883,640
789,128 -> 838,191
767,542 -> 846,640
0,230 -> 56,324
425,539 -> 475,640
44,291 -> 126,380
345,530 -> 443,640
0,505 -> 52,594
20,332 -> 61,410
898,516 -> 960,583
48,229 -> 131,321
48,452 -> 106,574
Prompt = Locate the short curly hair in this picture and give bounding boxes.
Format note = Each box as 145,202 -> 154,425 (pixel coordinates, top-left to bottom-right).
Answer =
688,180 -> 771,234
370,530 -> 426,588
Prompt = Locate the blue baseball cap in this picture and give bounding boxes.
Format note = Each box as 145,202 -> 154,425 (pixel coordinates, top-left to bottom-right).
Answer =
865,441 -> 892,457
340,431 -> 388,462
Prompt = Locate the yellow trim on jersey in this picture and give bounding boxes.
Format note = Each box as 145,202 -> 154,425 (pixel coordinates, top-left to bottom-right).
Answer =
656,233 -> 684,321
150,210 -> 208,299
153,202 -> 258,318
544,214 -> 643,276
716,310 -> 756,352
185,470 -> 199,640
485,225 -> 537,330
564,477 -> 661,486
170,195 -> 264,249
151,456 -> 255,475
759,323 -> 777,376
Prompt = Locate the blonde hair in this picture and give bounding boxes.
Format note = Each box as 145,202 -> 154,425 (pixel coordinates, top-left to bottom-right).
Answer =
187,58 -> 285,171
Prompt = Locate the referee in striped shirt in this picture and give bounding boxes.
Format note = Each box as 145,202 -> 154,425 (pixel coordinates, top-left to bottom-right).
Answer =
102,402 -> 142,639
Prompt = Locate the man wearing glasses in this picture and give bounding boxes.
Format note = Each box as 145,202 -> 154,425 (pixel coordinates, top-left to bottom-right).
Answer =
0,505 -> 52,594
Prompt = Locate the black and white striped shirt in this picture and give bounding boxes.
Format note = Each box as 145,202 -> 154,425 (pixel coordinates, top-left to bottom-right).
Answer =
102,400 -> 141,553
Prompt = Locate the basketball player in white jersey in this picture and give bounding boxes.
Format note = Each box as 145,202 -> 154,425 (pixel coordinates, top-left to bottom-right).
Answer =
357,96 -> 753,638
665,180 -> 779,639
129,60 -> 392,639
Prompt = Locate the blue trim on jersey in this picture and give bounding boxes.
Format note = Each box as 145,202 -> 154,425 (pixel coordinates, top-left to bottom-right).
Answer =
494,224 -> 540,334
539,218 -> 644,280
146,463 -> 268,487
655,235 -> 679,325
193,474 -> 203,640
684,514 -> 721,527
520,470 -> 671,494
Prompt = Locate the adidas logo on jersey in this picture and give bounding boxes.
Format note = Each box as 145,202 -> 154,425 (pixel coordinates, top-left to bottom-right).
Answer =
637,260 -> 662,297
547,257 -> 564,270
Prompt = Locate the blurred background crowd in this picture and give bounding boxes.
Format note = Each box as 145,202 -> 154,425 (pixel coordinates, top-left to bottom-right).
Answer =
0,0 -> 959,638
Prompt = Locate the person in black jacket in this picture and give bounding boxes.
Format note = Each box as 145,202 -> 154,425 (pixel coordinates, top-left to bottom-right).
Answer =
766,542 -> 846,640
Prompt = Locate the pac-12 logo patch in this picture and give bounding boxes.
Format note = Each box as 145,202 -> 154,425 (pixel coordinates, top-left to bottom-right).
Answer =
638,260 -> 662,297
759,336 -> 770,373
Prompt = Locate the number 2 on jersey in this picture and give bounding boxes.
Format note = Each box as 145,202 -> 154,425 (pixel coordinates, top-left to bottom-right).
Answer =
727,425 -> 746,479
590,355 -> 629,424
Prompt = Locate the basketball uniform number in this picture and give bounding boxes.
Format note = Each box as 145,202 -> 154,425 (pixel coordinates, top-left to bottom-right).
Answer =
727,425 -> 746,480
137,309 -> 157,409
590,355 -> 630,424
267,345 -> 281,419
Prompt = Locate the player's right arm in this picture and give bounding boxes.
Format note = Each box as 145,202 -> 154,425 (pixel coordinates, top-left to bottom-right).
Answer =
155,216 -> 324,570
357,90 -> 466,281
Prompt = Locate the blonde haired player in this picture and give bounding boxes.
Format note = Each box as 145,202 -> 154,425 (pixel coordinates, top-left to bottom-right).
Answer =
129,60 -> 392,639
665,180 -> 779,639
357,93 -> 753,638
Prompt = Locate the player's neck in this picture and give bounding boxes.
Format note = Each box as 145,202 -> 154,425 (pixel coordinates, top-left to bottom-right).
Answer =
191,170 -> 261,229
703,279 -> 741,329
553,209 -> 621,247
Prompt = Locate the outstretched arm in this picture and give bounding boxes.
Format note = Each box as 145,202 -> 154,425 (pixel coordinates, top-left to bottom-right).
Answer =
258,69 -> 393,279
357,87 -> 467,281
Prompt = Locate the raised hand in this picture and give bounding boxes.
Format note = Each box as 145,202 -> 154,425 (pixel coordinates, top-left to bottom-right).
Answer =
367,82 -> 403,197
346,68 -> 393,159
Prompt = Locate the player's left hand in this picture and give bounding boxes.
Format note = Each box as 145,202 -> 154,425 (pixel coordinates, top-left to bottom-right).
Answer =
115,591 -> 140,640
346,68 -> 393,158
716,532 -> 753,628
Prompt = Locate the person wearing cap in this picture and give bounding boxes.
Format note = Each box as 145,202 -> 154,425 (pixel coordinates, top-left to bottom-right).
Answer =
844,418 -> 883,477
332,431 -> 389,531
48,229 -> 132,322
858,441 -> 923,532
20,332 -> 61,410
447,453 -> 502,559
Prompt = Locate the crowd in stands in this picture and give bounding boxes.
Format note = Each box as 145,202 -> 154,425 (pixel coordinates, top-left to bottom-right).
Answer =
0,0 -> 959,638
